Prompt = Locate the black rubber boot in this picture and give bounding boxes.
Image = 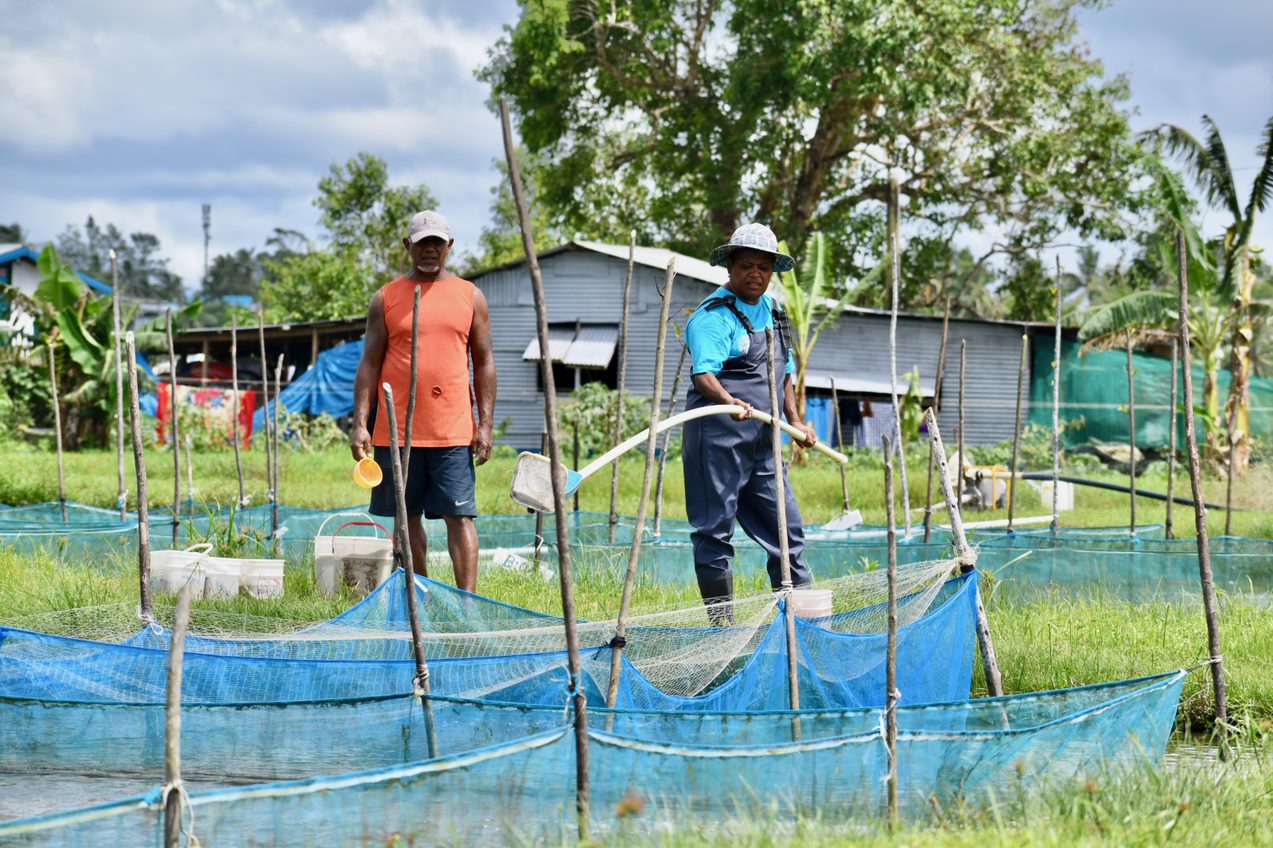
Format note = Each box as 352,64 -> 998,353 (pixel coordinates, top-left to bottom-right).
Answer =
696,568 -> 735,627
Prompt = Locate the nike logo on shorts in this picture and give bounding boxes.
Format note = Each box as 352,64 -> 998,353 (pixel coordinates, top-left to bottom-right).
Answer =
454,499 -> 471,507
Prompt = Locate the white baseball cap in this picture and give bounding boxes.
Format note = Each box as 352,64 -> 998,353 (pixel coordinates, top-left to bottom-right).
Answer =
407,210 -> 452,243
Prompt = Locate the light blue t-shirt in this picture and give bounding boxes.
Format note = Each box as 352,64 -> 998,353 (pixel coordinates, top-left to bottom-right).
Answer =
685,288 -> 796,376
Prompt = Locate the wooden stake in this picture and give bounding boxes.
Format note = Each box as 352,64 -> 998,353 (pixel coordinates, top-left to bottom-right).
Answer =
500,98 -> 590,839
403,286 -> 421,478
653,337 -> 688,537
923,300 -> 951,543
47,342 -> 67,522
1166,339 -> 1178,539
166,310 -> 181,545
924,407 -> 1003,696
1008,334 -> 1028,530
887,177 -> 912,533
1126,331 -> 1138,535
110,249 -> 127,520
533,430 -> 546,568
1224,363 -> 1237,537
382,383 -> 439,760
1176,228 -> 1228,732
572,421 -> 581,513
184,433 -> 195,504
609,230 -> 636,544
767,326 -> 802,720
606,259 -> 675,708
1051,258 -> 1063,538
125,332 -> 153,621
271,354 -> 284,555
957,339 -> 966,503
230,315 -> 246,509
831,377 -> 851,512
258,308 -> 273,510
163,583 -> 193,848
882,434 -> 899,828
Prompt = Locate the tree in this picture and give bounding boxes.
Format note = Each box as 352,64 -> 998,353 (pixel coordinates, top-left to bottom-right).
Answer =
465,147 -> 568,273
316,152 -> 438,277
1147,116 -> 1273,474
482,0 -> 1142,305
260,248 -> 374,323
56,217 -> 185,303
202,248 -> 264,301
0,223 -> 24,243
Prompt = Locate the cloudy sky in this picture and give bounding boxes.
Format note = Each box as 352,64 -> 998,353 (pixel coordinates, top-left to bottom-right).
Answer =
1,0 -> 1270,291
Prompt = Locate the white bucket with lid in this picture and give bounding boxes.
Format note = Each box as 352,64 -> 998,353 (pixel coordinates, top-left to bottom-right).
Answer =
239,558 -> 285,599
314,514 -> 393,596
202,557 -> 242,599
789,589 -> 834,620
149,544 -> 211,597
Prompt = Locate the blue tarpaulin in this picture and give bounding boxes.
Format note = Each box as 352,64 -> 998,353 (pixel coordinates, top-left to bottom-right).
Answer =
252,338 -> 362,434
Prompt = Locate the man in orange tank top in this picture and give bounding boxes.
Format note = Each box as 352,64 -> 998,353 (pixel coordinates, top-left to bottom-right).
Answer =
350,210 -> 496,592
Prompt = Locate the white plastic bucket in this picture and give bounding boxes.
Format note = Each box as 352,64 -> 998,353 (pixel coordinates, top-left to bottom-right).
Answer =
314,514 -> 393,596
239,558 -> 285,599
789,589 -> 834,620
148,544 -> 211,597
202,557 -> 242,599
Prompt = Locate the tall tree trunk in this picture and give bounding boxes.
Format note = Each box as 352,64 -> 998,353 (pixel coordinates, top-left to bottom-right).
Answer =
1226,249 -> 1253,475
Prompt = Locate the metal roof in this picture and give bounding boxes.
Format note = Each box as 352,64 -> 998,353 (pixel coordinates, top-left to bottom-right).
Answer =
0,244 -> 112,294
805,371 -> 937,398
562,325 -> 618,369
521,326 -> 576,363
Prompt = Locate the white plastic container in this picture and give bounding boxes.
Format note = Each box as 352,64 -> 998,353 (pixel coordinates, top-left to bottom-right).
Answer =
202,557 -> 242,599
148,544 -> 211,597
239,558 -> 285,599
314,514 -> 393,596
789,589 -> 834,620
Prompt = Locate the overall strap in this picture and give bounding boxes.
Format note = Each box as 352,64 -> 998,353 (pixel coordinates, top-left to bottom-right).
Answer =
702,295 -> 757,335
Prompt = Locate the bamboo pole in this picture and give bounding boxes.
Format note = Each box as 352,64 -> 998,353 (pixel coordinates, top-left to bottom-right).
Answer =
957,339 -> 966,501
166,310 -> 181,545
271,354 -> 283,554
887,177 -> 912,533
1051,258 -> 1063,538
1166,340 -> 1178,539
258,308 -> 273,511
500,98 -> 590,838
382,383 -> 439,760
1008,334 -> 1028,530
606,259 -> 676,708
47,342 -> 67,522
609,230 -> 637,544
110,249 -> 127,520
831,377 -> 850,512
403,286 -> 421,478
924,407 -> 1003,695
125,332 -> 153,621
1176,228 -> 1228,733
923,300 -> 951,543
767,326 -> 802,719
230,315 -> 246,508
653,337 -> 688,537
882,434 -> 899,828
163,583 -> 193,848
1126,331 -> 1138,536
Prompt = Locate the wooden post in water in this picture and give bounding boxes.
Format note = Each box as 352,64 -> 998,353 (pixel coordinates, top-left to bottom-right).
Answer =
257,308 -> 273,512
1008,334 -> 1028,530
271,354 -> 284,554
886,177 -> 912,533
882,434 -> 900,828
382,383 -> 439,759
1051,259 -> 1063,538
925,407 -> 1003,696
500,98 -> 591,838
230,315 -> 246,509
1166,340 -> 1178,539
831,377 -> 851,513
609,230 -> 637,544
163,583 -> 193,848
125,332 -> 153,621
110,249 -> 127,520
1126,331 -> 1138,536
653,337 -> 688,538
1176,228 -> 1229,733
767,326 -> 802,718
606,259 -> 675,708
47,342 -> 67,522
923,300 -> 951,543
166,310 -> 182,545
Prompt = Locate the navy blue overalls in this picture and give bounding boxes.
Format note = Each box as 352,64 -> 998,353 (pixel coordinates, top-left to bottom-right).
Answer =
682,295 -> 812,618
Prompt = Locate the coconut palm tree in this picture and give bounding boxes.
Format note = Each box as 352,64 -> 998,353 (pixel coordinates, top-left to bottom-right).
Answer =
1146,115 -> 1273,473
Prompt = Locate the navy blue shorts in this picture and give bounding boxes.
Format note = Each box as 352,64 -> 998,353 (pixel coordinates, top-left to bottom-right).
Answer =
369,446 -> 478,520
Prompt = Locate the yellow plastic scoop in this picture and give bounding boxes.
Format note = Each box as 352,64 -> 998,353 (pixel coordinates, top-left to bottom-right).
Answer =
352,457 -> 383,489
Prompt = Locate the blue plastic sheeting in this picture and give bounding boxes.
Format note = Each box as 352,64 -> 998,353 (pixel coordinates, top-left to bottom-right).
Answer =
0,571 -> 978,711
0,671 -> 1184,844
252,337 -> 363,434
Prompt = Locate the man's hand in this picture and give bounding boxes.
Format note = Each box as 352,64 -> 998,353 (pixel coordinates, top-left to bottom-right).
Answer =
793,421 -> 817,449
350,425 -> 371,462
472,423 -> 493,466
729,399 -> 754,421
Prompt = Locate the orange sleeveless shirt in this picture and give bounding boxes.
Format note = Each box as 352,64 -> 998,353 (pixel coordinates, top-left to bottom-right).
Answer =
371,275 -> 476,448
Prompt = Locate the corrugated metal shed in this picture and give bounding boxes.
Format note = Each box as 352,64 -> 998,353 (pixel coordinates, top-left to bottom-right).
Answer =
562,325 -> 619,369
521,326 -> 575,362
